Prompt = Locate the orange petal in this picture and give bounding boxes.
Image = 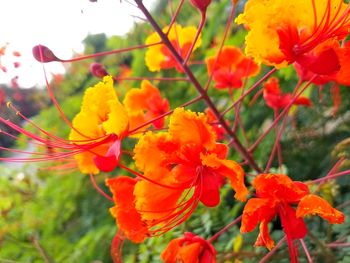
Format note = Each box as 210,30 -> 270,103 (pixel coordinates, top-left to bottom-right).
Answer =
253,174 -> 309,203
178,242 -> 202,263
240,198 -> 277,233
161,238 -> 182,263
169,108 -> 216,150
255,220 -> 275,250
106,176 -> 149,243
123,80 -> 160,112
134,132 -> 178,178
134,179 -> 184,222
201,153 -> 248,201
296,194 -> 345,224
206,46 -> 243,74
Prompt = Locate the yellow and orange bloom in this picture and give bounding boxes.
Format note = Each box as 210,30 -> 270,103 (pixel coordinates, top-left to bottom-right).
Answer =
132,108 -> 247,234
0,76 -> 129,174
123,80 -> 169,132
206,46 -> 260,89
161,232 -> 216,263
240,174 -> 344,261
236,0 -> 350,76
263,77 -> 312,110
69,75 -> 129,174
145,24 -> 202,72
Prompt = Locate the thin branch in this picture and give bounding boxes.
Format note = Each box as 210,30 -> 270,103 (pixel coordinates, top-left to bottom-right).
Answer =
259,236 -> 286,263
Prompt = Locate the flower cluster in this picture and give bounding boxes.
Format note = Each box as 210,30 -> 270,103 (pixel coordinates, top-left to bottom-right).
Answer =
1,0 -> 349,262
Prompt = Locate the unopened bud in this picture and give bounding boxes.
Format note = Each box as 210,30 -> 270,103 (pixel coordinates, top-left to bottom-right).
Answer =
189,0 -> 211,13
90,62 -> 109,78
32,45 -> 60,63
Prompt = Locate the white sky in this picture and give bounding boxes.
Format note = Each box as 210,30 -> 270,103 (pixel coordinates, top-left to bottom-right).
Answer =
0,0 -> 155,88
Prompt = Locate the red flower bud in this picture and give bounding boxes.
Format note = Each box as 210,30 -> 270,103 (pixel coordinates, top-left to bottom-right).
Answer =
189,0 -> 211,13
90,62 -> 109,78
32,45 -> 60,63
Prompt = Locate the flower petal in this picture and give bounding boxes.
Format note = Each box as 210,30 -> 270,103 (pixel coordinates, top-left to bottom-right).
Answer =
253,174 -> 309,203
134,179 -> 184,222
296,194 -> 345,224
240,198 -> 277,233
201,153 -> 248,201
255,220 -> 275,250
169,108 -> 216,151
106,176 -> 149,243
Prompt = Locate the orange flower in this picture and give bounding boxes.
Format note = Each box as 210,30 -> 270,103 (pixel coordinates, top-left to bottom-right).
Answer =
123,80 -> 169,132
133,108 -> 248,234
145,24 -> 201,72
263,77 -> 312,110
206,46 -> 260,89
241,174 -> 344,261
161,232 -> 216,263
236,0 -> 350,76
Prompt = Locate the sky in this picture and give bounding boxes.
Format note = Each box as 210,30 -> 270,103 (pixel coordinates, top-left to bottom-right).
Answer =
0,0 -> 155,88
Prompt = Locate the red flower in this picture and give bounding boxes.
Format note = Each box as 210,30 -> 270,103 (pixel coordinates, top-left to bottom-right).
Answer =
161,232 -> 216,263
206,46 -> 260,90
263,77 -> 312,110
241,174 -> 345,262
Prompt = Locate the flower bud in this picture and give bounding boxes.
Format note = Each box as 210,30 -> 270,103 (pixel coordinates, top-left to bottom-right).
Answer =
32,45 -> 60,63
189,0 -> 211,13
90,62 -> 109,78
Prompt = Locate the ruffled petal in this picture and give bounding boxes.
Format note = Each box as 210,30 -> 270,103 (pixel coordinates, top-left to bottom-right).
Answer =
169,108 -> 216,150
255,220 -> 275,250
106,176 -> 149,243
240,198 -> 277,233
134,132 -> 178,177
296,194 -> 345,224
124,80 -> 160,112
253,174 -> 309,203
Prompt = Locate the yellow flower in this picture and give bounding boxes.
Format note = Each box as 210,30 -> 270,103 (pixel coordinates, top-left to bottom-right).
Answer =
145,24 -> 202,72
236,0 -> 350,68
69,76 -> 129,174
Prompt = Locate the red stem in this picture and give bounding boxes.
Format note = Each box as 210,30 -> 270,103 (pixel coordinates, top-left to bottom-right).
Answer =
300,239 -> 313,263
249,77 -> 315,152
221,68 -> 277,116
259,236 -> 286,263
183,12 -> 206,65
89,173 -> 113,202
208,215 -> 242,243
